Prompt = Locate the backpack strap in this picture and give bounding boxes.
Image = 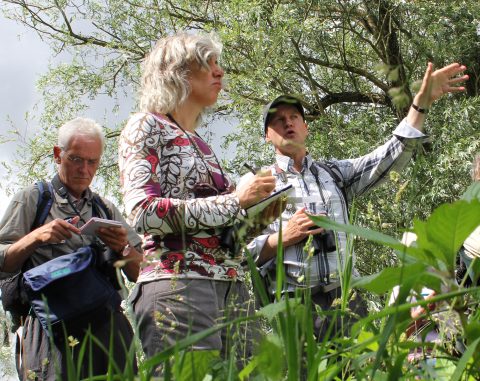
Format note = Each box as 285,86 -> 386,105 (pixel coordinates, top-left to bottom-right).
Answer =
92,194 -> 112,220
31,180 -> 112,226
312,161 -> 349,215
30,181 -> 54,231
315,161 -> 344,189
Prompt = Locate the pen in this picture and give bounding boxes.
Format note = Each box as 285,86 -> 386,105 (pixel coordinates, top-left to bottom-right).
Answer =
243,163 -> 256,175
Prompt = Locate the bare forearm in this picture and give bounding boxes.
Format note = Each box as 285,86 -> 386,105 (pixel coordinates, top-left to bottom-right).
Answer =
2,233 -> 41,273
257,232 -> 299,266
405,94 -> 428,132
257,233 -> 280,266
122,247 -> 143,282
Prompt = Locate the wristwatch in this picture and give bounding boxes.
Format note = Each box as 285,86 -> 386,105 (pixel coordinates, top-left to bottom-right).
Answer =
121,243 -> 133,257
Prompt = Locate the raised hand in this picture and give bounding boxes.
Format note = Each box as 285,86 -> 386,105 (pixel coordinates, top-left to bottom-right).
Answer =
416,62 -> 468,108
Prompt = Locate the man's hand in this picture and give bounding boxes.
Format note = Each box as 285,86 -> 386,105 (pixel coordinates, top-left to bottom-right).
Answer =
3,216 -> 81,273
97,226 -> 128,253
415,62 -> 468,108
282,207 -> 324,247
32,216 -> 81,244
258,207 -> 325,266
97,225 -> 143,282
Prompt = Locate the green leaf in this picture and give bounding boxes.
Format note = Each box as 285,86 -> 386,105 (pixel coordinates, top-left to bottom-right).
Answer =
175,350 -> 220,381
450,337 -> 480,381
461,181 -> 480,202
256,299 -> 289,321
357,330 -> 379,352
387,86 -> 403,97
309,215 -> 425,263
464,321 -> 480,345
414,199 -> 480,271
351,262 -> 429,294
238,356 -> 258,381
374,63 -> 391,76
387,67 -> 399,82
392,93 -> 411,109
410,79 -> 423,93
309,215 -> 403,250
255,334 -> 286,380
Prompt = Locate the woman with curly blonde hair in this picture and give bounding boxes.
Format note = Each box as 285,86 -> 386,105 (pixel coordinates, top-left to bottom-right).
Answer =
119,32 -> 279,365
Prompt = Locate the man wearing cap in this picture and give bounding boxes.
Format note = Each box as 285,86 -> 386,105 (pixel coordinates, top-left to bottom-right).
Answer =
243,62 -> 468,339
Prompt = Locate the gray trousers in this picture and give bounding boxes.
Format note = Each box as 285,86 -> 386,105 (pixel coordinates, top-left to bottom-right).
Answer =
130,278 -> 259,365
19,309 -> 136,381
311,287 -> 367,340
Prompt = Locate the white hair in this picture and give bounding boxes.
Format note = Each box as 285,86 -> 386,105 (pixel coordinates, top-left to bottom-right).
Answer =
57,117 -> 105,151
139,32 -> 222,114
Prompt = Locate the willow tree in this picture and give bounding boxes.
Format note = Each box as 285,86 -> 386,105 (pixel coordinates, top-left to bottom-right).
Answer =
2,0 -> 480,275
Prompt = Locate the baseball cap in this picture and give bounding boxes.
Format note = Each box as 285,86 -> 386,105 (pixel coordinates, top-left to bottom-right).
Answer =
262,95 -> 305,135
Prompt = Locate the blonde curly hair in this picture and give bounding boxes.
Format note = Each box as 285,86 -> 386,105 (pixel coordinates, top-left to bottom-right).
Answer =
139,32 -> 222,114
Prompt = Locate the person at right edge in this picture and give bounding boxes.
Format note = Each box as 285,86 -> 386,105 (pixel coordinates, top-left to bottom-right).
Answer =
243,62 -> 468,340
457,154 -> 480,286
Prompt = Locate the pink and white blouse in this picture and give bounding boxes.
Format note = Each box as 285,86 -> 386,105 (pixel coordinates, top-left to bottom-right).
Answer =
119,113 -> 245,283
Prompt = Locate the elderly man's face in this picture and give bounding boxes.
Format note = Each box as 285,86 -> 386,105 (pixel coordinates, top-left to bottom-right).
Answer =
53,135 -> 102,199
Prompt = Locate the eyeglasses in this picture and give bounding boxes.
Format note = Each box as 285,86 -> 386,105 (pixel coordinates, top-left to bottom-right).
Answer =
62,152 -> 100,167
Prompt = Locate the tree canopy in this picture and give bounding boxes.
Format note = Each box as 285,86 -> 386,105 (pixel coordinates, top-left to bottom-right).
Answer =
2,0 -> 480,274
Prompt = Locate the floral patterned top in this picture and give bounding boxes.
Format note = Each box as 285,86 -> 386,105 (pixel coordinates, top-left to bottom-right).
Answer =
119,113 -> 245,283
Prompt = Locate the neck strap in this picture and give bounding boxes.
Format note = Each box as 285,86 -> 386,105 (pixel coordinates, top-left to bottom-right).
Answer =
166,113 -> 228,193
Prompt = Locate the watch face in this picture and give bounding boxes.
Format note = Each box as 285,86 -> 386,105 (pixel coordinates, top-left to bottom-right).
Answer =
122,244 -> 132,257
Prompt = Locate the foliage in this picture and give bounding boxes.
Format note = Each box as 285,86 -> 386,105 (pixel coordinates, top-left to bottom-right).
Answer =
2,0 -> 480,196
3,184 -> 480,380
2,0 -> 480,379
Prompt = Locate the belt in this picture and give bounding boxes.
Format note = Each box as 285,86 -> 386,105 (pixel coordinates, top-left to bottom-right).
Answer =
310,280 -> 341,295
284,281 -> 341,298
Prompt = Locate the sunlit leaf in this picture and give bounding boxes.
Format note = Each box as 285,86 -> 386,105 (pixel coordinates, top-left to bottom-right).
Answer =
414,199 -> 480,270
175,350 -> 220,381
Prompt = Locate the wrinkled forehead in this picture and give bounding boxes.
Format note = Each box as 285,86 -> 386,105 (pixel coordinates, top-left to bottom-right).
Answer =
64,135 -> 103,156
269,103 -> 303,120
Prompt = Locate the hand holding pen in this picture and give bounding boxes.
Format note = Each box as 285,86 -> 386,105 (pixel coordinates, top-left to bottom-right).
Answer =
34,216 -> 81,245
242,163 -> 286,227
235,163 -> 276,209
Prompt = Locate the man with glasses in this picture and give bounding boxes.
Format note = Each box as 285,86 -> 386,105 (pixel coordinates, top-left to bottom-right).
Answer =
0,117 -> 143,379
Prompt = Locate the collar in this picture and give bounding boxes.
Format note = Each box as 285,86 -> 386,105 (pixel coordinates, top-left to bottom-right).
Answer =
51,174 -> 93,204
275,152 -> 313,173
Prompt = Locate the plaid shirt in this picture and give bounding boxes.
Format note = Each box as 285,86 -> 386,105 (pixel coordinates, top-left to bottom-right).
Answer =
245,119 -> 426,293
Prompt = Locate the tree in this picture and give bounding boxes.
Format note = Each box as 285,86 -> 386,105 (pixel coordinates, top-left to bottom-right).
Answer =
2,0 -> 480,274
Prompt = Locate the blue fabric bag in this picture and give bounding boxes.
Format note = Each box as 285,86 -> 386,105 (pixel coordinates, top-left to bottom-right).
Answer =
23,246 -> 119,335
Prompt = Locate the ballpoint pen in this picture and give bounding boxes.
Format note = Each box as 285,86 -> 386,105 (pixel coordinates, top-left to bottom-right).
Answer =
243,163 -> 256,175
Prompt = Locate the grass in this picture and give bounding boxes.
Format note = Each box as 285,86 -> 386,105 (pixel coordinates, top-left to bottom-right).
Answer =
3,191 -> 480,379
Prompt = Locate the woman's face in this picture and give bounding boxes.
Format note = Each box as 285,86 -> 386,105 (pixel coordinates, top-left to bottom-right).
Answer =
188,56 -> 224,108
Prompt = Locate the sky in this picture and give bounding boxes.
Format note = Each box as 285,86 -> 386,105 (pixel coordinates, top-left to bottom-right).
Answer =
0,15 -> 52,217
0,14 -> 237,219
